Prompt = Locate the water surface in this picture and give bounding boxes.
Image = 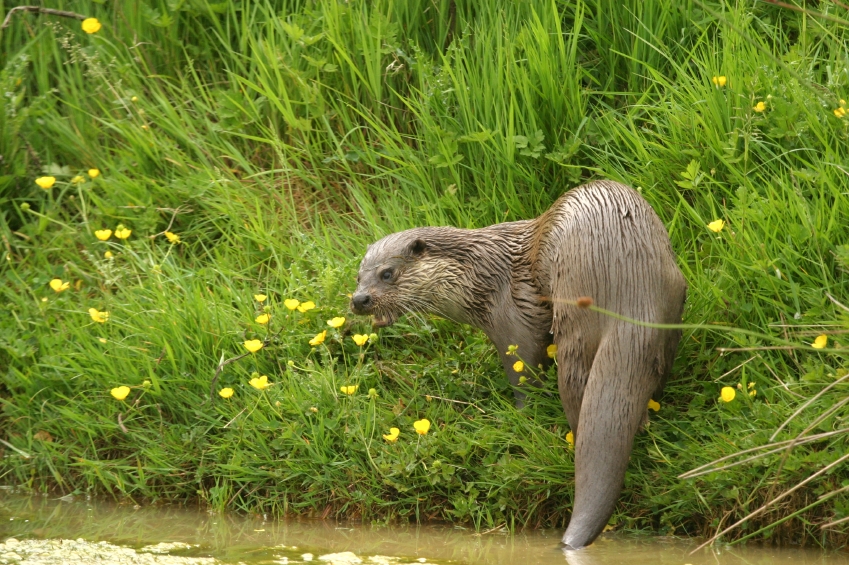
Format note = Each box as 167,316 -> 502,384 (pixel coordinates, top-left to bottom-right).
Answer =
1,491 -> 847,565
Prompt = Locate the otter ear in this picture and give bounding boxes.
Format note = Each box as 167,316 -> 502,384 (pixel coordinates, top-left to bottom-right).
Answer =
409,238 -> 427,257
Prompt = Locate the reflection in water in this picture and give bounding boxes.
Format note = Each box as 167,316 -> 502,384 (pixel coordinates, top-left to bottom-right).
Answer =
1,490 -> 848,565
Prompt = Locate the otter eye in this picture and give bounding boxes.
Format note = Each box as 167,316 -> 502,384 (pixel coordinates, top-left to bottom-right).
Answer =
381,269 -> 393,282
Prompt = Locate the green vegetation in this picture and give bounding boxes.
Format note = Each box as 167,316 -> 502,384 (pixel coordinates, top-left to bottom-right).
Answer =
1,0 -> 848,548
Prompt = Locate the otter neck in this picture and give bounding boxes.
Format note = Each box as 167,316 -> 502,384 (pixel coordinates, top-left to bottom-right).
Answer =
426,221 -> 553,368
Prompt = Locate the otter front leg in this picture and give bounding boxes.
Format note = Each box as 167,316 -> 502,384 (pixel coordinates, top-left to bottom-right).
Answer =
493,335 -> 552,408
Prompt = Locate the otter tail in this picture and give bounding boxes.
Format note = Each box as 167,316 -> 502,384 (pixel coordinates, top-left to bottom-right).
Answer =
561,327 -> 658,549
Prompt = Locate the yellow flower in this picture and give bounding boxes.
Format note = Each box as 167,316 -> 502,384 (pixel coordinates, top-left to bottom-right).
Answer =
114,225 -> 132,239
749,389 -> 757,397
297,300 -> 316,313
707,219 -> 725,233
753,101 -> 766,112
98,338 -> 107,344
720,386 -> 736,402
49,279 -> 70,293
218,387 -> 234,398
647,399 -> 660,412
110,386 -> 130,401
565,431 -> 574,448
81,18 -> 102,34
512,360 -> 524,372
812,335 -> 828,349
711,75 -> 727,87
340,385 -> 358,395
352,334 -> 369,346
35,176 -> 56,189
309,330 -> 327,346
164,231 -> 180,243
383,427 -> 400,442
71,175 -> 85,184
413,418 -> 431,435
255,313 -> 270,325
88,168 -> 100,178
243,339 -> 264,353
88,308 -> 109,323
104,251 -> 113,259
131,96 -> 139,102
835,107 -> 847,118
95,229 -> 112,241
546,343 -> 557,358
249,375 -> 270,390
284,298 -> 300,310
327,316 -> 346,328
254,294 -> 267,302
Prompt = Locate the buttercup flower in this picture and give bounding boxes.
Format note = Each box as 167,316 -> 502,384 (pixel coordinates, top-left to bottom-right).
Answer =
340,385 -> 358,395
309,330 -> 327,346
512,360 -> 524,372
547,343 -> 557,358
35,177 -> 55,189
71,175 -> 85,184
243,339 -> 264,353
81,18 -> 102,34
255,313 -> 270,325
352,334 -> 368,346
98,338 -> 107,344
88,308 -> 109,323
114,225 -> 132,239
104,251 -> 113,259
711,75 -> 727,87
110,386 -> 130,400
164,231 -> 180,243
413,418 -> 431,435
720,386 -> 736,402
835,107 -> 847,118
383,427 -> 400,442
88,168 -> 100,178
219,388 -> 234,398
707,219 -> 725,233
284,298 -> 300,310
647,399 -> 660,412
506,344 -> 518,356
327,317 -> 346,328
368,388 -> 378,399
95,229 -> 112,241
254,294 -> 267,302
566,431 -> 575,448
249,375 -> 270,390
131,96 -> 139,102
49,279 -> 70,293
812,335 -> 828,349
753,101 -> 766,112
297,300 -> 316,313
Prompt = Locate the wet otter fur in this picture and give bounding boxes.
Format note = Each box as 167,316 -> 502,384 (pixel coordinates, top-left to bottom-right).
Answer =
351,180 -> 687,549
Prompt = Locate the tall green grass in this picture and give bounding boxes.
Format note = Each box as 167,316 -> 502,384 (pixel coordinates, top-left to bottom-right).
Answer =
1,0 -> 848,547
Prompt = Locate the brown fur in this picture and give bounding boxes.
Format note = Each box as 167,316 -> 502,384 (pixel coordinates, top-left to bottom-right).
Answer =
351,180 -> 687,549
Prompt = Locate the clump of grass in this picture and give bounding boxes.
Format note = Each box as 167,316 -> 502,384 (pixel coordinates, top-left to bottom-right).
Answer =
1,0 -> 848,548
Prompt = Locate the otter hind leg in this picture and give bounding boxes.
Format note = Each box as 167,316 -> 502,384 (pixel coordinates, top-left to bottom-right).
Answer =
561,327 -> 661,549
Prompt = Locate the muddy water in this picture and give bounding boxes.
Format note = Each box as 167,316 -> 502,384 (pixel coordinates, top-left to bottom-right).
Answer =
1,491 -> 847,565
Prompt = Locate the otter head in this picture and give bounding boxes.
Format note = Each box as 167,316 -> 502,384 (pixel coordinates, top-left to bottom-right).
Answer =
351,228 -> 469,328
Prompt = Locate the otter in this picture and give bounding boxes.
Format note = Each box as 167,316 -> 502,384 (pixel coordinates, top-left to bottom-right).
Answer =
351,180 -> 687,549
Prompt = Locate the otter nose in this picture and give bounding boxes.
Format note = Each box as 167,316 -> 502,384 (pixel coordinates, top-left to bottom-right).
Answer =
351,292 -> 373,313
